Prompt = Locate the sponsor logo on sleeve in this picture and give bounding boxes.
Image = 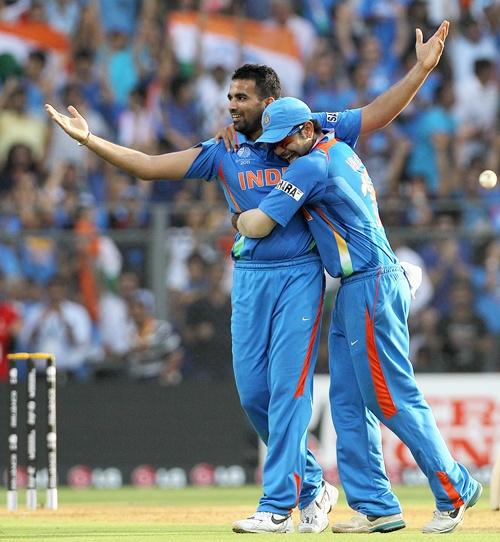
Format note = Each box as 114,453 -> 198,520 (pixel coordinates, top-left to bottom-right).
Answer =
276,179 -> 304,201
326,112 -> 338,123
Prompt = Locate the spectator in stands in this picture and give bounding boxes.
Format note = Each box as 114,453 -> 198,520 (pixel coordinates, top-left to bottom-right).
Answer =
448,13 -> 496,84
268,0 -> 318,63
169,250 -> 212,326
184,261 -> 232,380
0,143 -> 42,195
439,279 -> 492,372
158,75 -> 200,150
126,288 -> 185,384
20,275 -> 93,380
406,82 -> 458,196
471,238 -> 500,342
44,0 -> 81,36
304,51 -> 345,112
358,0 -> 409,59
118,85 -> 157,154
20,49 -> 52,119
455,58 -> 498,167
0,237 -> 22,282
71,48 -> 120,132
97,25 -> 140,108
90,270 -> 139,378
0,271 -> 22,382
0,80 -> 47,166
410,307 -> 445,372
71,1 -> 104,53
356,34 -> 399,96
195,64 -> 233,140
419,213 -> 472,316
98,0 -> 140,37
105,168 -> 148,229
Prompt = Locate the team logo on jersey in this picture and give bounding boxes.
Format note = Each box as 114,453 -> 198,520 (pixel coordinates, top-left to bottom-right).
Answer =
326,112 -> 338,122
263,113 -> 270,125
276,179 -> 303,201
237,146 -> 251,159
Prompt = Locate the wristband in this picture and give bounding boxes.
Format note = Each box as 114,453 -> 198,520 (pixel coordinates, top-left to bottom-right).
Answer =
77,131 -> 91,146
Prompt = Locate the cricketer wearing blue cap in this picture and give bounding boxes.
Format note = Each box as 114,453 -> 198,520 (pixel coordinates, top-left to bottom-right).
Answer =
236,96 -> 482,535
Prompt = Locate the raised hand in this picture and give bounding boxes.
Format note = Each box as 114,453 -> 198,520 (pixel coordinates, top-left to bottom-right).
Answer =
416,20 -> 449,72
45,104 -> 89,144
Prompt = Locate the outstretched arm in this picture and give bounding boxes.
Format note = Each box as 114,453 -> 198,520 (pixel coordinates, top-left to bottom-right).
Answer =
360,20 -> 449,134
45,104 -> 201,180
237,209 -> 276,238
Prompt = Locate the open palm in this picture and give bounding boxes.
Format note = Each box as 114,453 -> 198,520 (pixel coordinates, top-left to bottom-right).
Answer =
45,104 -> 89,143
416,20 -> 449,71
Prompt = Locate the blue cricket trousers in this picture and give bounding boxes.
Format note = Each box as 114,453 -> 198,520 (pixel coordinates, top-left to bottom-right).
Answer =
329,265 -> 478,516
232,254 -> 325,514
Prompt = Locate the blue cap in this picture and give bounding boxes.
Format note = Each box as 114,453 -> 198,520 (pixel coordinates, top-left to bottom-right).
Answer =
256,97 -> 313,144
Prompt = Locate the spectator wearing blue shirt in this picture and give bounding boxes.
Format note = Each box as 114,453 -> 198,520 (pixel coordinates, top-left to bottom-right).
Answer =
406,82 -> 457,195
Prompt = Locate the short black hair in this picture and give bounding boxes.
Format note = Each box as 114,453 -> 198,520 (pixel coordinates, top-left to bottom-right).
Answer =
170,75 -> 191,100
28,50 -> 46,65
231,64 -> 281,99
474,58 -> 492,76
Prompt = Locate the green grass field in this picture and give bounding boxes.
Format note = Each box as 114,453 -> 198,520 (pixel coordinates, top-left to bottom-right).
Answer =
0,485 -> 498,541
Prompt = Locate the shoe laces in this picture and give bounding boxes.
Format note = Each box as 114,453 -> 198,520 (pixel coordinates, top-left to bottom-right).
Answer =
300,501 -> 317,524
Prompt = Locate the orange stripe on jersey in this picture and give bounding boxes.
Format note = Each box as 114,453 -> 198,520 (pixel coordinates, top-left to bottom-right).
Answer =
294,290 -> 324,398
365,307 -> 397,419
218,164 -> 241,212
436,472 -> 465,508
293,472 -> 302,509
315,137 -> 338,159
301,208 -> 313,221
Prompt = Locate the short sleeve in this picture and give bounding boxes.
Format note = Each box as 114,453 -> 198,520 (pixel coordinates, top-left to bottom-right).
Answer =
184,139 -> 226,180
312,108 -> 362,148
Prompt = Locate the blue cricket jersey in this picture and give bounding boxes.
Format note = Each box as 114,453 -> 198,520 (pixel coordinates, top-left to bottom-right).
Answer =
185,110 -> 362,261
258,132 -> 398,277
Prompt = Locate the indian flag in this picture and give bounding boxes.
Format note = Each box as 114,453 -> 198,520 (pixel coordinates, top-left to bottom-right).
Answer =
168,11 -> 305,97
0,20 -> 69,79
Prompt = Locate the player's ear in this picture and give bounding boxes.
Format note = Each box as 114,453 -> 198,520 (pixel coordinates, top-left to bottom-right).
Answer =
264,96 -> 275,106
304,120 -> 314,137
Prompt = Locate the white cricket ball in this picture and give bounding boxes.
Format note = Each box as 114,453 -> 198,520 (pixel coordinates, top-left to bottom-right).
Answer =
478,169 -> 497,189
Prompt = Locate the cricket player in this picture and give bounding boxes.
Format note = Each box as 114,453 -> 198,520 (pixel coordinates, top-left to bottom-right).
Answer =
235,96 -> 482,535
45,20 -> 450,533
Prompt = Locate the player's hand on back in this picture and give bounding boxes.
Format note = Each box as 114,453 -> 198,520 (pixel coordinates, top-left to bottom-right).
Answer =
415,20 -> 449,72
214,123 -> 238,151
45,103 -> 90,144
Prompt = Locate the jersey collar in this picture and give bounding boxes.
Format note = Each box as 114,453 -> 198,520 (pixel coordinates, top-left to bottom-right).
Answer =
235,131 -> 265,147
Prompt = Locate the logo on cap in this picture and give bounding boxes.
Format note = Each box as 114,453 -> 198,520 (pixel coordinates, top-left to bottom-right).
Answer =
263,113 -> 270,126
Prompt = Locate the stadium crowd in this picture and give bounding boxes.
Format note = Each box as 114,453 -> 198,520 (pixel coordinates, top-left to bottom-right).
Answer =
0,0 -> 498,383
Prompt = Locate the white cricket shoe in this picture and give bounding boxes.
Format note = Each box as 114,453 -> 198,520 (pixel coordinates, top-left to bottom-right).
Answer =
422,482 -> 483,534
232,511 -> 294,533
331,512 -> 406,533
298,481 -> 339,533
